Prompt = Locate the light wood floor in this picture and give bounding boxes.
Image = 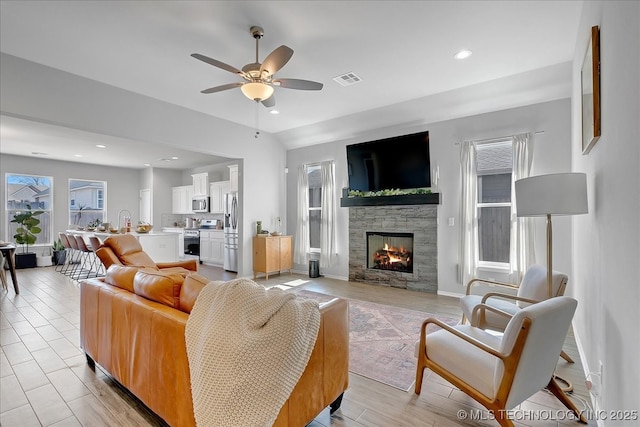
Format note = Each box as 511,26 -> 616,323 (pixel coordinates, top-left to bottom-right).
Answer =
1,265 -> 596,427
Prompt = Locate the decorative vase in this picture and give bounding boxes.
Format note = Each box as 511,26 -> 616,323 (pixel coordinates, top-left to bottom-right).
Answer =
256,221 -> 262,235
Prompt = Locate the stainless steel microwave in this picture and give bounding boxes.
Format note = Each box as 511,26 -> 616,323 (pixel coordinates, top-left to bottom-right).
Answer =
192,196 -> 209,213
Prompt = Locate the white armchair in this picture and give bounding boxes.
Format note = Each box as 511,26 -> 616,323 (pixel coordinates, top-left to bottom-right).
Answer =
459,264 -> 573,364
415,296 -> 587,427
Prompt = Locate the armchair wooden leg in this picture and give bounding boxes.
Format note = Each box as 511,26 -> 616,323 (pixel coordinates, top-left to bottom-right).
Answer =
560,350 -> 574,363
415,360 -> 426,394
546,378 -> 588,423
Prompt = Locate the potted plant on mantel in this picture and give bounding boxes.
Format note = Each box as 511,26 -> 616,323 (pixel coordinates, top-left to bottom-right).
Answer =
11,204 -> 44,269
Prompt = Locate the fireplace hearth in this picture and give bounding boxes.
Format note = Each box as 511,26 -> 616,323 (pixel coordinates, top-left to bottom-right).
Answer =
367,232 -> 414,273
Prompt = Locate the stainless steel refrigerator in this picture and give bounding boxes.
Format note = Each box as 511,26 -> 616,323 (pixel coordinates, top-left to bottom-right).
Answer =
223,192 -> 238,272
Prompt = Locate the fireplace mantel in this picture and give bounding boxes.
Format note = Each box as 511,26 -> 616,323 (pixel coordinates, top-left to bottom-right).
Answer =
340,192 -> 440,207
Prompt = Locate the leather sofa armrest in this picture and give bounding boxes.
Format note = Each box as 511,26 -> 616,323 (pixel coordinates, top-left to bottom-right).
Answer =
157,259 -> 198,271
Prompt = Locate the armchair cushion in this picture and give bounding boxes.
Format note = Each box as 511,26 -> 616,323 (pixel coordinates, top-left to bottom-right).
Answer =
516,265 -> 567,306
422,325 -> 501,399
459,295 -> 520,329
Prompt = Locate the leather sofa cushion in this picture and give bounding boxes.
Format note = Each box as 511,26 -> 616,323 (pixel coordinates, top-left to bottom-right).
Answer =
179,273 -> 215,313
105,265 -> 139,292
134,269 -> 184,309
104,234 -> 156,268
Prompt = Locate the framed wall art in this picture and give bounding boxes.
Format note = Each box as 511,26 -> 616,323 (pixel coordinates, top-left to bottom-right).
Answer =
581,25 -> 601,154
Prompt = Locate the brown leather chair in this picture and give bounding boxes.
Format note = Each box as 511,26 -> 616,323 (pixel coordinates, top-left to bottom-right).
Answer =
96,234 -> 197,273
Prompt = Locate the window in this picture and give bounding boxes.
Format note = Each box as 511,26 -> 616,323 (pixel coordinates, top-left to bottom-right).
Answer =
69,179 -> 107,227
6,174 -> 53,245
476,141 -> 513,267
308,165 -> 322,251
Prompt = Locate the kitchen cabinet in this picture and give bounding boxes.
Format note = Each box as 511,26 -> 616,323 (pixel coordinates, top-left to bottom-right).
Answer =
192,172 -> 209,196
252,235 -> 293,280
209,180 -> 230,214
75,230 -> 180,263
162,227 -> 185,258
228,164 -> 238,192
200,230 -> 224,266
172,185 -> 193,214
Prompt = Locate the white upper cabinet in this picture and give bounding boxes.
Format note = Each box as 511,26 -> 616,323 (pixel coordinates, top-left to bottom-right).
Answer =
209,180 -> 230,213
172,185 -> 193,214
192,172 -> 209,196
228,165 -> 238,192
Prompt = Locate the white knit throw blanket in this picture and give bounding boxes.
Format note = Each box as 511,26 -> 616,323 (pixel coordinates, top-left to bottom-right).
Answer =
185,278 -> 320,427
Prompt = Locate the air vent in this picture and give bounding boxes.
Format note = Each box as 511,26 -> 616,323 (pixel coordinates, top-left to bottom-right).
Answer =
333,72 -> 362,86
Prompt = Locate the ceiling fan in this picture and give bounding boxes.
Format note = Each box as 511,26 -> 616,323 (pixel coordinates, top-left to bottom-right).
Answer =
192,26 -> 323,108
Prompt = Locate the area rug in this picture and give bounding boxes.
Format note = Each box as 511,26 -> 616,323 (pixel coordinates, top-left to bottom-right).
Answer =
289,288 -> 459,391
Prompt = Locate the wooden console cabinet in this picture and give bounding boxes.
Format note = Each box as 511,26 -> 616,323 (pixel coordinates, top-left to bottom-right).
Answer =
253,235 -> 293,280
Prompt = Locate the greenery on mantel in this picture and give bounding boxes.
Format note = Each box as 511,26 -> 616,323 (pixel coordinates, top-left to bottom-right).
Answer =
347,188 -> 432,198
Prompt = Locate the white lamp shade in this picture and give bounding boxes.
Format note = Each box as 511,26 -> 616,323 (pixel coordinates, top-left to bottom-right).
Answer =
240,82 -> 274,101
515,173 -> 588,217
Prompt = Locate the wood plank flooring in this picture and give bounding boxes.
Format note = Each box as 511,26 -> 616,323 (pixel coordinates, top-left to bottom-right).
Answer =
1,265 -> 596,426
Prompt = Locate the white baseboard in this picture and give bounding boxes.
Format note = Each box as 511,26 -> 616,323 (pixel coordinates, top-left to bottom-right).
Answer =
437,290 -> 464,299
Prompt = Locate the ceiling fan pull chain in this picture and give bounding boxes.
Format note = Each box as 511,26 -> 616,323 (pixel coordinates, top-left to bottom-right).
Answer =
254,101 -> 260,139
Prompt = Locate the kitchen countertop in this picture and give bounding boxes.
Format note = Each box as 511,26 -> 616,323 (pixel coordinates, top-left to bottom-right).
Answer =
67,230 -> 178,237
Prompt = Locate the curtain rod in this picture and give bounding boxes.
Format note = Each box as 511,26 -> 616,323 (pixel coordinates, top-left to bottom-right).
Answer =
454,130 -> 544,145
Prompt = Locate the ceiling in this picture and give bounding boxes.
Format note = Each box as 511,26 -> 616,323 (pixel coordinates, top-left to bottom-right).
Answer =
0,1 -> 582,168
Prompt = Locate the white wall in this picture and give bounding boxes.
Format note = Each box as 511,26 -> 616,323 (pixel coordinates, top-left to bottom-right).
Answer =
286,98 -> 573,293
571,1 -> 640,421
0,53 -> 286,278
1,154 -> 140,241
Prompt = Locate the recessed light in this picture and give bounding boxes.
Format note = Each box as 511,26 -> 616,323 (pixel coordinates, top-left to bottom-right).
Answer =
269,109 -> 280,115
454,49 -> 473,60
31,152 -> 48,156
96,144 -> 107,148
74,154 -> 83,158
171,156 -> 179,160
144,163 -> 151,167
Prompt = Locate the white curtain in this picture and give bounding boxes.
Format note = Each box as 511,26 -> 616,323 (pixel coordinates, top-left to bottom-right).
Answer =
294,165 -> 309,265
319,161 -> 336,268
510,132 -> 535,280
458,141 -> 478,285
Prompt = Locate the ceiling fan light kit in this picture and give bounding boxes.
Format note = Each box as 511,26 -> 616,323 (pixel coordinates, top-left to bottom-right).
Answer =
241,82 -> 274,102
192,25 -> 323,108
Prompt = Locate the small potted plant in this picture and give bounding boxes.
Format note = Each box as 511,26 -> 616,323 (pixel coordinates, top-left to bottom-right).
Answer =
52,238 -> 66,266
11,204 -> 44,269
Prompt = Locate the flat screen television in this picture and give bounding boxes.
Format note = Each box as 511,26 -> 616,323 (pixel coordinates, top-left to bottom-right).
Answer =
346,131 -> 431,192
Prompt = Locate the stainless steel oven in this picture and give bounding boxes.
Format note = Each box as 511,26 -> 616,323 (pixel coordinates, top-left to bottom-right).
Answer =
184,228 -> 200,257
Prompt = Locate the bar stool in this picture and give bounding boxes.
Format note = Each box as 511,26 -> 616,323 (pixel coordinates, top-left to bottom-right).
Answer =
88,236 -> 105,277
58,233 -> 75,275
73,235 -> 97,280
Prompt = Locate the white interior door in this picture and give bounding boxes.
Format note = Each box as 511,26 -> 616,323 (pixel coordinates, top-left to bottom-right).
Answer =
140,189 -> 152,224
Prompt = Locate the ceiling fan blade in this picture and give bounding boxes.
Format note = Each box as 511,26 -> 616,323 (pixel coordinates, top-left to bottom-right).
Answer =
201,82 -> 243,94
261,94 -> 276,108
274,78 -> 323,91
191,53 -> 243,75
260,45 -> 294,75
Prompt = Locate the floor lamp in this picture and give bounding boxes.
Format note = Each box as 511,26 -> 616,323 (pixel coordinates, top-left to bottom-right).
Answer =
515,173 -> 588,392
515,173 -> 588,298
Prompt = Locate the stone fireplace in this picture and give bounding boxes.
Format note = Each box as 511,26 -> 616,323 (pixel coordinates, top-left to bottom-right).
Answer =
347,204 -> 437,293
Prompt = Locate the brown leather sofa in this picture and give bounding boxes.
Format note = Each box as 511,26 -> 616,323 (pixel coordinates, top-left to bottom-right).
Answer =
80,266 -> 349,427
96,234 -> 198,273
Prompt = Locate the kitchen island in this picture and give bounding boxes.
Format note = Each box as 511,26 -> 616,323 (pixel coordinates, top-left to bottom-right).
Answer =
67,230 -> 180,263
